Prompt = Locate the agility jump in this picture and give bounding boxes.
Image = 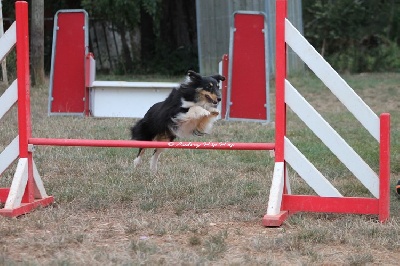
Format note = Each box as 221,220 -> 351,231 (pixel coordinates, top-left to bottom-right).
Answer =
0,1 -> 391,227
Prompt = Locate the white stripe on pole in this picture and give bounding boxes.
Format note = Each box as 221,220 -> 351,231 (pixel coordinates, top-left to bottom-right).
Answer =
266,162 -> 285,216
0,136 -> 19,176
4,158 -> 28,209
0,79 -> 18,120
284,137 -> 343,197
285,80 -> 379,198
285,19 -> 379,142
0,21 -> 16,62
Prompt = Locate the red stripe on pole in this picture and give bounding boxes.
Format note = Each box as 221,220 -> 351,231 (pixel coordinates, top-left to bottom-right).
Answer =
275,0 -> 287,162
29,138 -> 275,150
379,113 -> 390,222
16,1 -> 30,158
16,1 -> 35,203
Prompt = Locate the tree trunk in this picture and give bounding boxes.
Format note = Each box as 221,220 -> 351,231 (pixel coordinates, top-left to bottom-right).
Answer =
140,6 -> 156,63
130,26 -> 141,65
31,0 -> 45,86
119,27 -> 133,73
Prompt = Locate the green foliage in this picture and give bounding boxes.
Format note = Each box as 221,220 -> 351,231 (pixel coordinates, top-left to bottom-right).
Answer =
81,0 -> 142,30
329,38 -> 400,73
144,44 -> 199,75
303,0 -> 400,73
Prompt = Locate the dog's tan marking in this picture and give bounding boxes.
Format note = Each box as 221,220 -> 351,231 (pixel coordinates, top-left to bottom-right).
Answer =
195,115 -> 217,134
198,90 -> 219,105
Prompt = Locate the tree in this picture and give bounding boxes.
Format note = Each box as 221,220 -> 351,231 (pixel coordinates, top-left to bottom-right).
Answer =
303,0 -> 400,72
82,0 -> 142,74
81,0 -> 198,75
156,0 -> 198,74
31,0 -> 45,86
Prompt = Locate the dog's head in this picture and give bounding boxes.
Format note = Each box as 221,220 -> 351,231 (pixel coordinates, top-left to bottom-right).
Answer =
184,70 -> 226,108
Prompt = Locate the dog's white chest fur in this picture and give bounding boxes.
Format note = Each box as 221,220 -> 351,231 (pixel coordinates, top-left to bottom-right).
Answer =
172,105 -> 219,138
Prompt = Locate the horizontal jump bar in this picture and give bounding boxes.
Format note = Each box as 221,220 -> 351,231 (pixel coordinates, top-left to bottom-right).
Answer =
29,138 -> 275,150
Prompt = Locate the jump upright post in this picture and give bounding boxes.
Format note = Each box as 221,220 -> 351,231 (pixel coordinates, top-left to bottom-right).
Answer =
0,1 -> 54,216
262,0 -> 390,226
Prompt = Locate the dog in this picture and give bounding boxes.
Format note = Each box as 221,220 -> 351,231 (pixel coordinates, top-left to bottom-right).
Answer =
131,70 -> 225,172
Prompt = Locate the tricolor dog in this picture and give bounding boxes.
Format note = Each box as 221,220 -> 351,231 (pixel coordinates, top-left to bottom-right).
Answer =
131,70 -> 225,171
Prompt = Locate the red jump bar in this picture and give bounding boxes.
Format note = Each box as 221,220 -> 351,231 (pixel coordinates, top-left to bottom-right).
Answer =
29,138 -> 275,150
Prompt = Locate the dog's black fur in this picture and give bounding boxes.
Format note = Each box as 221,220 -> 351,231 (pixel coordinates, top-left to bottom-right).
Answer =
131,70 -> 225,171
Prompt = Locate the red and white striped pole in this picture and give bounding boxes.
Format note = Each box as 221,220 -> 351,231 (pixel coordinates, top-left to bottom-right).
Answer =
274,0 -> 287,172
379,113 -> 390,222
15,1 -> 34,204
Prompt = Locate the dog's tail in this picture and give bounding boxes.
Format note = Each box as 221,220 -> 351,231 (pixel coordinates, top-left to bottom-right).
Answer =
130,119 -> 147,140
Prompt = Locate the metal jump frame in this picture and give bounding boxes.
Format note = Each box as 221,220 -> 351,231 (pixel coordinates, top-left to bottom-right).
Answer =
0,1 -> 390,226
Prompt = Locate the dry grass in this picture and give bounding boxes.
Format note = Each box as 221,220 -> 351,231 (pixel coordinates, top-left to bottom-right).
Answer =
1,72 -> 400,265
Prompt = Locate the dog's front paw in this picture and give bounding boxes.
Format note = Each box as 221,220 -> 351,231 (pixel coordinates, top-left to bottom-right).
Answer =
208,107 -> 219,116
189,106 -> 210,118
198,108 -> 211,117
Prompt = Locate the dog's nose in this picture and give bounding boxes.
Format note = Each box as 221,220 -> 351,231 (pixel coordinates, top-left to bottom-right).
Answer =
217,97 -> 221,102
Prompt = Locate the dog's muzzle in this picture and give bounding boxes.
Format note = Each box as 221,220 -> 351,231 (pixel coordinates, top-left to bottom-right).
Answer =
206,94 -> 221,106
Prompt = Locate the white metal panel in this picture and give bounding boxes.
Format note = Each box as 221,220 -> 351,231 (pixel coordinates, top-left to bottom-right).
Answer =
285,80 -> 379,198
0,79 -> 18,120
266,162 -> 285,216
4,158 -> 28,209
86,54 -> 96,87
285,19 -> 380,142
285,137 -> 342,197
90,87 -> 174,118
0,22 -> 16,62
0,136 -> 19,175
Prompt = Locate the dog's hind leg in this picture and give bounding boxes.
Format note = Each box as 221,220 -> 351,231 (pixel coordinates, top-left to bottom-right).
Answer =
149,136 -> 174,172
150,148 -> 164,172
134,148 -> 145,168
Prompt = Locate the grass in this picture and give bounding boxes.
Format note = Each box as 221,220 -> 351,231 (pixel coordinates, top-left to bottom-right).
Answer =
1,72 -> 400,264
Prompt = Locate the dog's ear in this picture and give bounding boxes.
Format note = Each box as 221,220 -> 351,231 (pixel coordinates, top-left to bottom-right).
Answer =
211,74 -> 226,82
187,70 -> 202,81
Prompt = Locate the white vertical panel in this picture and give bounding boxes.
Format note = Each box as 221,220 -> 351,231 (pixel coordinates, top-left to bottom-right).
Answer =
4,158 -> 28,209
267,162 -> 285,215
285,19 -> 380,142
285,80 -> 379,198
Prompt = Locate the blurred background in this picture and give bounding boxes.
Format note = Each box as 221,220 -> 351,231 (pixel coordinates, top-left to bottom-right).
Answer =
1,0 -> 400,86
